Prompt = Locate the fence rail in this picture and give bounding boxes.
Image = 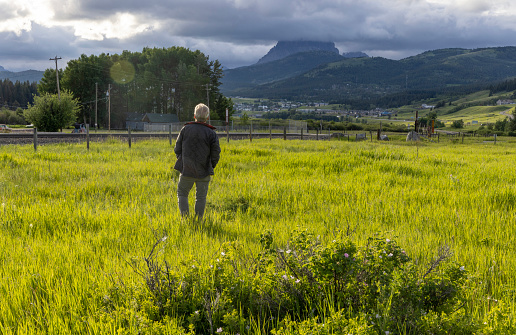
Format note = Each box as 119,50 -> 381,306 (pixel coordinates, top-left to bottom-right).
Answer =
0,128 -> 504,150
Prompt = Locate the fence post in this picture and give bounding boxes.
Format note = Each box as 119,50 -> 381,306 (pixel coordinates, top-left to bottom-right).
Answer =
269,120 -> 272,141
86,124 -> 90,150
128,127 -> 132,148
33,127 -> 38,151
227,122 -> 230,143
462,132 -> 464,144
169,124 -> 172,145
249,121 -> 253,142
283,126 -> 287,140
316,129 -> 319,141
301,127 -> 303,140
438,132 -> 440,143
494,133 -> 497,145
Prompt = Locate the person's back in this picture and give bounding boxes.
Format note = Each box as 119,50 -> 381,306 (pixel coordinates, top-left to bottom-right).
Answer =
174,103 -> 221,219
174,122 -> 219,179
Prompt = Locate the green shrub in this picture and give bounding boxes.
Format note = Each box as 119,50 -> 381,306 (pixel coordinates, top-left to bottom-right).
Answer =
103,229 -> 485,334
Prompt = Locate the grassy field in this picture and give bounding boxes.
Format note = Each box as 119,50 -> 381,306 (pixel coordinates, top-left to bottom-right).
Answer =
1,138 -> 515,333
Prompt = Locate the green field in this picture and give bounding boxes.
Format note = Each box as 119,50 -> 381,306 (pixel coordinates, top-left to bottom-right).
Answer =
1,138 -> 515,333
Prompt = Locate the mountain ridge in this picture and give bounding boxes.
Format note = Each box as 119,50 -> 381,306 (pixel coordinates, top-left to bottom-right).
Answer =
0,69 -> 44,83
222,46 -> 516,102
257,41 -> 340,64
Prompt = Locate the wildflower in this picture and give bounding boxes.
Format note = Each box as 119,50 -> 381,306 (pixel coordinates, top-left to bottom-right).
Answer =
192,265 -> 195,268
29,224 -> 33,228
376,314 -> 380,318
402,250 -> 406,254
388,253 -> 393,257
286,250 -> 291,254
195,310 -> 199,314
460,266 -> 465,271
295,279 -> 300,283
161,236 -> 168,242
216,327 -> 223,333
385,332 -> 390,335
379,255 -> 382,259
221,252 -> 225,256
344,253 -> 349,258
282,275 -> 288,280
386,238 -> 390,243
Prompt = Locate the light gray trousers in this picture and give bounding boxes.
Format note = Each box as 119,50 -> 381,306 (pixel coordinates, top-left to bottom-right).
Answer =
177,174 -> 211,219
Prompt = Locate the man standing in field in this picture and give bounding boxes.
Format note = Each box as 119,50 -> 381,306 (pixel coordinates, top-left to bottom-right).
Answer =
174,103 -> 221,220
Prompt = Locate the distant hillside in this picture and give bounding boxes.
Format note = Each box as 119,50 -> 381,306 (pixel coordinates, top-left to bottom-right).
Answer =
228,46 -> 516,102
222,50 -> 344,93
257,41 -> 340,64
0,69 -> 43,83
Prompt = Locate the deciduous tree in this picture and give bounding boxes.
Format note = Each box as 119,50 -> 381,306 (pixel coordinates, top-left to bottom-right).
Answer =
24,91 -> 80,132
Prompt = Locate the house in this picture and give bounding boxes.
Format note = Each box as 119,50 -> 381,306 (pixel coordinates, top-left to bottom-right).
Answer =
125,113 -> 180,131
126,112 -> 145,130
496,99 -> 515,105
142,113 -> 180,132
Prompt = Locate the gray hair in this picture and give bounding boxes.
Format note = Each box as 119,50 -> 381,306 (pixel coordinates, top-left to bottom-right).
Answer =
194,103 -> 210,122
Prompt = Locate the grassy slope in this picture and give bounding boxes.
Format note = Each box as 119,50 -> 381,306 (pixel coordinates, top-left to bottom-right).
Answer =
394,89 -> 515,127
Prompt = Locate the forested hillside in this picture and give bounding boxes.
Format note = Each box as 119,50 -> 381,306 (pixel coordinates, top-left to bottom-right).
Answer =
0,79 -> 38,110
223,46 -> 516,105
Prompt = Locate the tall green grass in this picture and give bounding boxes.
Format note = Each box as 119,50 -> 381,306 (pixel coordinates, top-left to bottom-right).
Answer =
0,138 -> 515,332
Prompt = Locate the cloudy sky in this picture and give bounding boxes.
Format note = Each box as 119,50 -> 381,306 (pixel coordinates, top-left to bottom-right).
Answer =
1,0 -> 516,72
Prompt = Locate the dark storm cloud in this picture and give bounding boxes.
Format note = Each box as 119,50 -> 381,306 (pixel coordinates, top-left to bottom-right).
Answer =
1,0 -> 516,71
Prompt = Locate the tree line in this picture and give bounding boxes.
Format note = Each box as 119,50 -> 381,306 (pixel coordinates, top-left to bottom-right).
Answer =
37,47 -> 234,129
3,47 -> 235,131
0,79 -> 38,110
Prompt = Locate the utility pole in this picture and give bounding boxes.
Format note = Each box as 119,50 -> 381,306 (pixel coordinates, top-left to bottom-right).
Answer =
205,83 -> 210,107
205,83 -> 211,124
50,56 -> 62,100
95,82 -> 98,131
107,84 -> 111,131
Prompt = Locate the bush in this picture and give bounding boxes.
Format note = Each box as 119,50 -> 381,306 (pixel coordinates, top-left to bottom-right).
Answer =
103,229 -> 486,334
24,91 -> 80,132
451,119 -> 465,129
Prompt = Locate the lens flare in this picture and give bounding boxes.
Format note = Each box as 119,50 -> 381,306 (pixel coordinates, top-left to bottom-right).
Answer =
110,60 -> 135,84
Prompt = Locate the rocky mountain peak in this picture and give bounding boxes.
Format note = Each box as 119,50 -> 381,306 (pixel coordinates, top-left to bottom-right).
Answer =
257,41 -> 340,64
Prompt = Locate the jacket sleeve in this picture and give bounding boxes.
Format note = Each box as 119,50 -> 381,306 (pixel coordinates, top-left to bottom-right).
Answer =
174,129 -> 183,158
173,129 -> 184,172
210,132 -> 221,169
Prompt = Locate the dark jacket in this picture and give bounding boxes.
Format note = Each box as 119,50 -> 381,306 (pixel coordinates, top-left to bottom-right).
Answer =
174,122 -> 221,178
